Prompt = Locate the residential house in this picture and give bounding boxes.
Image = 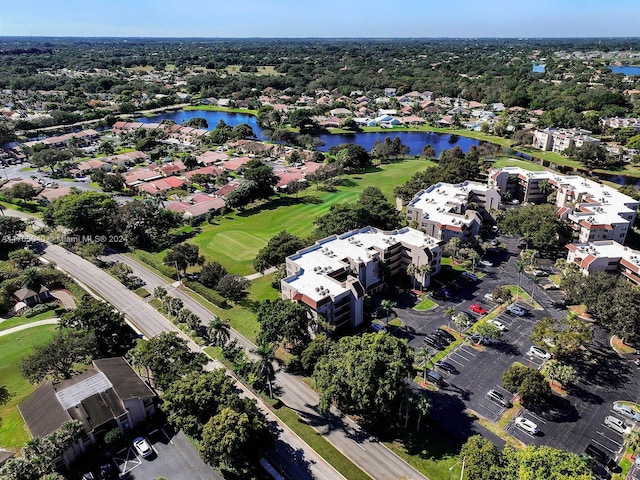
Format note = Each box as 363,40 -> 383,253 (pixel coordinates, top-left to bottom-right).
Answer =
138,176 -> 187,196
18,357 -> 155,469
281,226 -> 442,330
221,156 -> 251,173
13,286 -> 52,308
197,151 -> 229,166
36,186 -> 72,205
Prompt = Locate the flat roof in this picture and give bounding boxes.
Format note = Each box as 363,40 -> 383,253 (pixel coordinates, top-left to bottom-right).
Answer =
407,181 -> 492,228
285,227 -> 439,302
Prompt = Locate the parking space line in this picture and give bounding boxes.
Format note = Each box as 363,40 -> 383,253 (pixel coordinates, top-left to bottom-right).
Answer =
525,411 -> 547,424
597,429 -> 624,446
451,351 -> 472,362
161,427 -> 174,445
447,356 -> 465,367
591,438 -> 621,455
513,426 -> 536,440
476,403 -> 502,422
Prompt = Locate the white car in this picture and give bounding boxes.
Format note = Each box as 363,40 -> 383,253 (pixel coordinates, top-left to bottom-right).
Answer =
133,437 -> 154,458
528,346 -> 551,360
613,403 -> 640,422
489,319 -> 506,331
514,416 -> 539,435
604,415 -> 631,435
479,260 -> 493,267
484,293 -> 496,302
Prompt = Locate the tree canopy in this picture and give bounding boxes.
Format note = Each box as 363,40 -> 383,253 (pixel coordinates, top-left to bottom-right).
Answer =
497,204 -> 571,250
44,191 -> 117,236
253,230 -> 305,273
313,332 -> 414,419
256,298 -> 311,349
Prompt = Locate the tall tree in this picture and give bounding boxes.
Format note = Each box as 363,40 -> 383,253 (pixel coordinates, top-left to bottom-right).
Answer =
164,243 -> 204,275
162,370 -> 242,439
59,296 -> 138,357
127,332 -> 207,391
45,191 -> 117,236
313,332 -> 414,420
256,298 -> 311,349
199,402 -> 275,474
252,342 -> 276,398
206,317 -> 231,347
253,230 -> 305,273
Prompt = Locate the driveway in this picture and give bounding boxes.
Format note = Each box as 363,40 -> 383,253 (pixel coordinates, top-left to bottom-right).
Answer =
110,426 -> 222,480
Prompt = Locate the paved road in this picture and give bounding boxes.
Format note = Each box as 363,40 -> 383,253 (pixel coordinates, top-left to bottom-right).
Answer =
2,210 -> 344,480
107,252 -> 428,480
0,318 -> 59,336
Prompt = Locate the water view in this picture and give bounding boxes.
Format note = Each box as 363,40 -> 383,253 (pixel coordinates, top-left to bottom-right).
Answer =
138,110 -> 481,156
532,63 -> 545,73
609,65 -> 640,76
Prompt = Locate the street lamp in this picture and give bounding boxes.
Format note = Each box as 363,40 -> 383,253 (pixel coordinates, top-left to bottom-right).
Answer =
164,260 -> 181,290
449,456 -> 465,480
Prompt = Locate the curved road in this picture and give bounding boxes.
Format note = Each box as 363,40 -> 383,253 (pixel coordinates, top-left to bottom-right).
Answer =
5,208 -> 429,480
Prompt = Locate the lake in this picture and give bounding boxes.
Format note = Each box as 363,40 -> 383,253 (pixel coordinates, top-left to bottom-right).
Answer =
609,65 -> 640,76
138,110 -> 481,156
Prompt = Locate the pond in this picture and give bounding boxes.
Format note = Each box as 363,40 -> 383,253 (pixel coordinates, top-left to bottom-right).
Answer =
609,65 -> 640,76
138,109 -> 481,156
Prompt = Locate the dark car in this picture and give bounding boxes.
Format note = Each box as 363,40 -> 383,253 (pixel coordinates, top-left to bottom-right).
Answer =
432,289 -> 447,300
432,331 -> 451,345
435,328 -> 456,342
435,360 -> 459,374
584,444 -> 617,471
424,335 -> 445,350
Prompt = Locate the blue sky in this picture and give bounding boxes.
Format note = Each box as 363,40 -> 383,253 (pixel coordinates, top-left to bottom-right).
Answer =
1,0 -> 638,38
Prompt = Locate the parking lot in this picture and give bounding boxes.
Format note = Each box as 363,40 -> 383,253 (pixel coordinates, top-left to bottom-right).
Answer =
394,234 -> 640,458
108,427 -> 222,480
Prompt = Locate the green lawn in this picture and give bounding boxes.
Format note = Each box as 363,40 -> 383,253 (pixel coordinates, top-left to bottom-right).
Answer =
0,308 -> 61,332
414,297 -> 436,311
0,324 -> 58,450
138,158 -> 434,276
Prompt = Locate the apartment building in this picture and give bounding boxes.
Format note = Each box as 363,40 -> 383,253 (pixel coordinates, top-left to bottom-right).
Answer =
489,167 -> 639,244
405,181 -> 501,243
566,240 -> 640,285
532,127 -> 600,153
281,227 -> 442,330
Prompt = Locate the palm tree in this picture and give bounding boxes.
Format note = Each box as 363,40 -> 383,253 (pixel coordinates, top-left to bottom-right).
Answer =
0,203 -> 5,216
515,259 -> 527,299
415,395 -> 431,431
538,180 -> 552,199
379,299 -> 396,324
468,251 -> 480,273
418,264 -> 433,290
445,307 -> 456,329
406,263 -> 417,291
416,345 -> 432,383
252,342 -> 276,398
522,231 -> 533,250
207,317 -> 231,347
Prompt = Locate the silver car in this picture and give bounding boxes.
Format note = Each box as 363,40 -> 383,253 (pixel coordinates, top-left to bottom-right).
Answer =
612,403 -> 640,422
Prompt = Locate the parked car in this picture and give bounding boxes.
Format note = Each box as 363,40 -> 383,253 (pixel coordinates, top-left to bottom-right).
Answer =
483,293 -> 496,302
533,269 -> 548,277
432,332 -> 451,346
604,415 -> 631,435
489,319 -> 506,331
514,416 -> 539,435
613,402 -> 640,422
435,328 -> 456,342
487,389 -> 511,408
133,437 -> 154,459
426,369 -> 445,386
479,259 -> 493,267
424,335 -> 445,350
370,323 -> 387,333
468,333 -> 491,345
506,304 -> 526,316
469,303 -> 487,315
528,346 -> 552,360
584,443 -> 617,470
435,360 -> 459,374
461,271 -> 478,282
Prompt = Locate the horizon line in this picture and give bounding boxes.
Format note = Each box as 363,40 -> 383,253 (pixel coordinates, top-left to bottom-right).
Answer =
2,35 -> 640,40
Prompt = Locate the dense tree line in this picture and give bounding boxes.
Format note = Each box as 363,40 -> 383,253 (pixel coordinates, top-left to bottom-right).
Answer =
497,204 -> 572,250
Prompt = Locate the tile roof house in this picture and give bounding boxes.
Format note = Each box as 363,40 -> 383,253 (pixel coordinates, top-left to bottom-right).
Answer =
18,357 -> 155,468
36,186 -> 72,205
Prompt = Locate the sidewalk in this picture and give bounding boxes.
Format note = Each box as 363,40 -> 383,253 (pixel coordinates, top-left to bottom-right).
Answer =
0,318 -> 59,337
